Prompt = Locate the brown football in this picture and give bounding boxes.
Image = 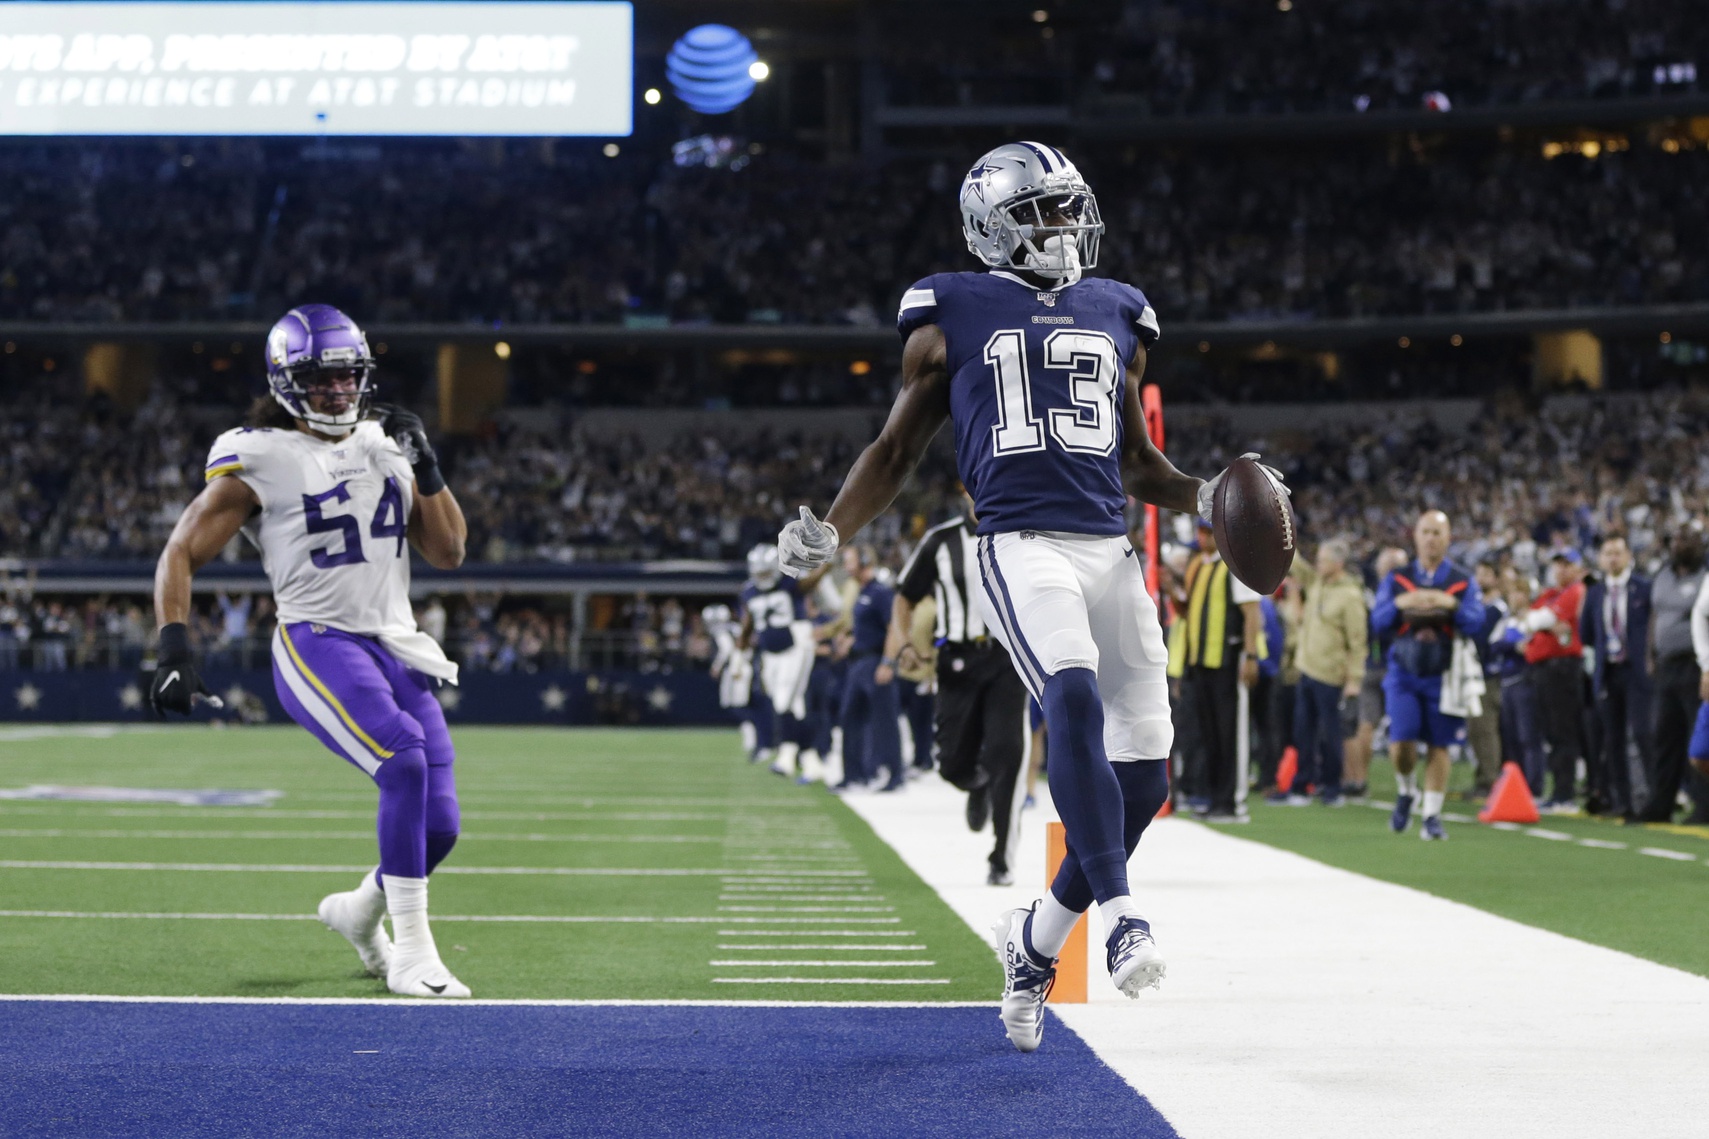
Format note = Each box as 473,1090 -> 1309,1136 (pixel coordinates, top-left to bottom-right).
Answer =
1212,456 -> 1297,596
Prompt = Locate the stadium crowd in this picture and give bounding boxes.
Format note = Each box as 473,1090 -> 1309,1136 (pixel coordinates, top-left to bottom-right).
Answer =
890,0 -> 1706,115
2,139 -> 1705,326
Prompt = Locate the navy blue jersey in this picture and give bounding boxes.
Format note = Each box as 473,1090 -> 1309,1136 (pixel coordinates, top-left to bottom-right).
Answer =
740,578 -> 806,653
851,578 -> 895,656
898,271 -> 1160,536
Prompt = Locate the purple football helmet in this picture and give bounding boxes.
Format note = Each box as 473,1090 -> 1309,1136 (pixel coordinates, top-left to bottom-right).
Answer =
264,304 -> 377,433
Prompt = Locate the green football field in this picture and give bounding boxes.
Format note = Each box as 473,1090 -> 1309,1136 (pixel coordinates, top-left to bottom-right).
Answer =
0,726 -> 997,1001
1237,757 -> 1709,978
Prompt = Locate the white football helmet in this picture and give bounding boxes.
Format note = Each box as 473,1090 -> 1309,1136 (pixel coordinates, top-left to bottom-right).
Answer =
959,142 -> 1103,285
747,543 -> 781,588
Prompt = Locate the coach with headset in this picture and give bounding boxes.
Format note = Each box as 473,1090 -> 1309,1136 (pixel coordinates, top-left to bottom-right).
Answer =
888,501 -> 1028,886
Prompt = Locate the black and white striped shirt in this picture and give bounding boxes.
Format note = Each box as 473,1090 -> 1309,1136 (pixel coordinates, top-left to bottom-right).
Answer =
897,515 -> 987,644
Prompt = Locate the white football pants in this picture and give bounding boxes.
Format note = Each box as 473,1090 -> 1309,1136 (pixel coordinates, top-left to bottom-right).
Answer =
974,531 -> 1173,763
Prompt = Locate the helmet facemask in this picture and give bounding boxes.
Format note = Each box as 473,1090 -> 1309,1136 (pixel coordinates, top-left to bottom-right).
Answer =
270,352 -> 377,437
990,188 -> 1103,285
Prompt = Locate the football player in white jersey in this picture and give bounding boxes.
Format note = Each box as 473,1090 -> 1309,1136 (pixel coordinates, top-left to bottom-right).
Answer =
151,304 -> 472,998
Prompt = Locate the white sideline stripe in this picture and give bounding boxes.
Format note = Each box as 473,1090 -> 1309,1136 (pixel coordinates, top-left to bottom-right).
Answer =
1360,798 -> 1709,865
711,978 -> 952,986
846,762 -> 1709,1139
272,631 -> 380,774
0,829 -> 720,845
715,945 -> 927,951
0,860 -> 866,879
708,960 -> 937,967
0,993 -> 984,1008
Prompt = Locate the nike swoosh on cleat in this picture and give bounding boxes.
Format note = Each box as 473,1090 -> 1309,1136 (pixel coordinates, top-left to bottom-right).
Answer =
425,982 -> 446,994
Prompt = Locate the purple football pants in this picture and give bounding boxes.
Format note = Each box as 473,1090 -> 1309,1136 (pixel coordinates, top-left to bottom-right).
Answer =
271,622 -> 459,882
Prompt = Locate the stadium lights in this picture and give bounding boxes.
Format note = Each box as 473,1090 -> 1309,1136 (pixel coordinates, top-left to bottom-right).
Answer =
1450,334 -> 1463,347
1661,332 -> 1673,344
644,87 -> 662,105
495,341 -> 512,359
1277,0 -> 1293,10
748,60 -> 769,81
1032,9 -> 1049,21
849,360 -> 872,376
1198,340 -> 1210,353
603,142 -> 620,157
1397,336 -> 1411,348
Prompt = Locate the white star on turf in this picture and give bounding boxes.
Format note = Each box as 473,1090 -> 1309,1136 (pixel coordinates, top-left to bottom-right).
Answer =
647,685 -> 674,712
15,683 -> 41,711
434,687 -> 461,711
540,684 -> 567,712
118,684 -> 143,710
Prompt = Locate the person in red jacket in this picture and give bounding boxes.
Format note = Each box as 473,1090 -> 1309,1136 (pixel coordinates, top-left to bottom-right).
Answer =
1523,549 -> 1588,811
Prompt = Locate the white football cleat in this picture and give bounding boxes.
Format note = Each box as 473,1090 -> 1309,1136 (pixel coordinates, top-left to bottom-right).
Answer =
993,904 -> 1056,1053
318,888 -> 392,978
1106,916 -> 1167,998
387,953 -> 471,998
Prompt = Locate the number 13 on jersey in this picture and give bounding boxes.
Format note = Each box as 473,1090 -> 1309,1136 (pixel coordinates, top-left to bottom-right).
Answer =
985,328 -> 1121,457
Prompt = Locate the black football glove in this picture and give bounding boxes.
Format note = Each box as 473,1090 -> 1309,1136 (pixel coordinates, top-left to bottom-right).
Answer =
149,623 -> 211,717
376,404 -> 446,496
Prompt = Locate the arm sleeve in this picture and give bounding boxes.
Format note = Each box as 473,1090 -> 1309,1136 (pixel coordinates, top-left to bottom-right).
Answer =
897,276 -> 941,342
1344,592 -> 1369,684
896,531 -> 941,604
203,429 -> 268,508
1124,283 -> 1162,347
1691,576 -> 1709,671
1453,578 -> 1486,637
1371,574 -> 1400,637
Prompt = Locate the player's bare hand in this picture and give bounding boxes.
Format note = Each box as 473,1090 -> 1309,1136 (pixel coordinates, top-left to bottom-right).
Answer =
896,644 -> 924,673
778,506 -> 839,578
1699,671 -> 1709,703
1197,453 -> 1289,524
874,660 -> 896,685
1239,657 -> 1259,689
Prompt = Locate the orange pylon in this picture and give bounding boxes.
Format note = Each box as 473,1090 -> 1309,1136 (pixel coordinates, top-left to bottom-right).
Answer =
1478,761 -> 1541,825
1044,822 -> 1087,1003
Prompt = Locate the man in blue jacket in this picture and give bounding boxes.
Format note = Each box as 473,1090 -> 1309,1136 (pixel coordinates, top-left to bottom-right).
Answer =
1580,534 -> 1651,819
1371,511 -> 1486,841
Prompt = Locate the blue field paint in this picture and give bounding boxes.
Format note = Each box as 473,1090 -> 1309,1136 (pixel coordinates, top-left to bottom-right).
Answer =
1,1001 -> 1177,1138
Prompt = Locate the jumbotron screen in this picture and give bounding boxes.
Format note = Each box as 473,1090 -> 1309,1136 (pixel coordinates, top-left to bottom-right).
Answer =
0,2 -> 633,136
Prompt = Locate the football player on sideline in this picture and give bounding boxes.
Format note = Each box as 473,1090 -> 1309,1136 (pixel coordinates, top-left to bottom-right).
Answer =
151,304 -> 472,998
778,143 -> 1276,1050
739,544 -> 824,781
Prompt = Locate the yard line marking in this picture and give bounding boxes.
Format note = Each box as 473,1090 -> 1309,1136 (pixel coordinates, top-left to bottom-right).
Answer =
0,806 -> 746,823
720,930 -> 915,937
708,960 -> 938,968
710,978 -> 952,986
1442,812 -> 1476,824
0,910 -> 899,925
717,905 -> 895,913
1524,828 -> 1574,841
717,896 -> 885,903
0,829 -> 723,845
715,944 -> 927,951
1489,822 -> 1523,831
1637,847 -> 1699,862
0,860 -> 840,878
1578,838 -> 1629,850
0,994 -> 987,1008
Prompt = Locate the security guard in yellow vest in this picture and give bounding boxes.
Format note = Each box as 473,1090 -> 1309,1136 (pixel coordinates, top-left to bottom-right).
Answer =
1169,519 -> 1267,821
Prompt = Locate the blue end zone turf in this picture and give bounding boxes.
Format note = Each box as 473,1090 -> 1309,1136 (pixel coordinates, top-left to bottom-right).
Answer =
2,1001 -> 1177,1138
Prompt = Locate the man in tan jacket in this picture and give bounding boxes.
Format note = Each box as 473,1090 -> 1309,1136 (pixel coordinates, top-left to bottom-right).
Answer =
1287,538 -> 1369,805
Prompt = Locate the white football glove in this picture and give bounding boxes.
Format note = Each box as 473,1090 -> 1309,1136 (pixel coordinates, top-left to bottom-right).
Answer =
1197,452 -> 1290,524
778,506 -> 840,579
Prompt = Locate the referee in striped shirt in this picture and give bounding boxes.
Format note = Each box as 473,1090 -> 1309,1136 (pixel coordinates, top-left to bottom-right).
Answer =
887,502 -> 1028,886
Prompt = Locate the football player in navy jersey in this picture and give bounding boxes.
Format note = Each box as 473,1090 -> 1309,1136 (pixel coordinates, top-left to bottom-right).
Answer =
778,142 -> 1272,1051
738,544 -> 821,780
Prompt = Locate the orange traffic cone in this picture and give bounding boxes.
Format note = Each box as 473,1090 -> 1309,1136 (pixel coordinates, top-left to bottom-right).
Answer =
1478,761 -> 1540,825
1275,746 -> 1299,793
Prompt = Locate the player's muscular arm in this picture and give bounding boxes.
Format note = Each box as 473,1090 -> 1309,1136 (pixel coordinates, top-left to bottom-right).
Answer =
1120,347 -> 1201,515
154,477 -> 259,628
409,486 -> 467,570
822,325 -> 952,542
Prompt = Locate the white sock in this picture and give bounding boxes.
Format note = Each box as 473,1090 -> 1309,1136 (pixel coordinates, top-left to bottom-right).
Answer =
774,742 -> 799,773
384,875 -> 438,960
739,722 -> 757,755
1027,892 -> 1082,961
1422,790 -> 1445,819
1098,895 -> 1142,941
352,868 -> 386,930
1395,770 -> 1417,797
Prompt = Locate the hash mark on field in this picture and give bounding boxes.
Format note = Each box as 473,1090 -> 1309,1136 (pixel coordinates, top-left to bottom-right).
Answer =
1578,838 -> 1628,850
0,910 -> 899,925
707,960 -> 937,968
715,944 -> 927,951
719,930 -> 915,937
717,906 -> 895,913
718,896 -> 885,903
1524,828 -> 1574,841
710,978 -> 951,985
0,828 -> 723,845
0,860 -> 864,879
1637,847 -> 1699,862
